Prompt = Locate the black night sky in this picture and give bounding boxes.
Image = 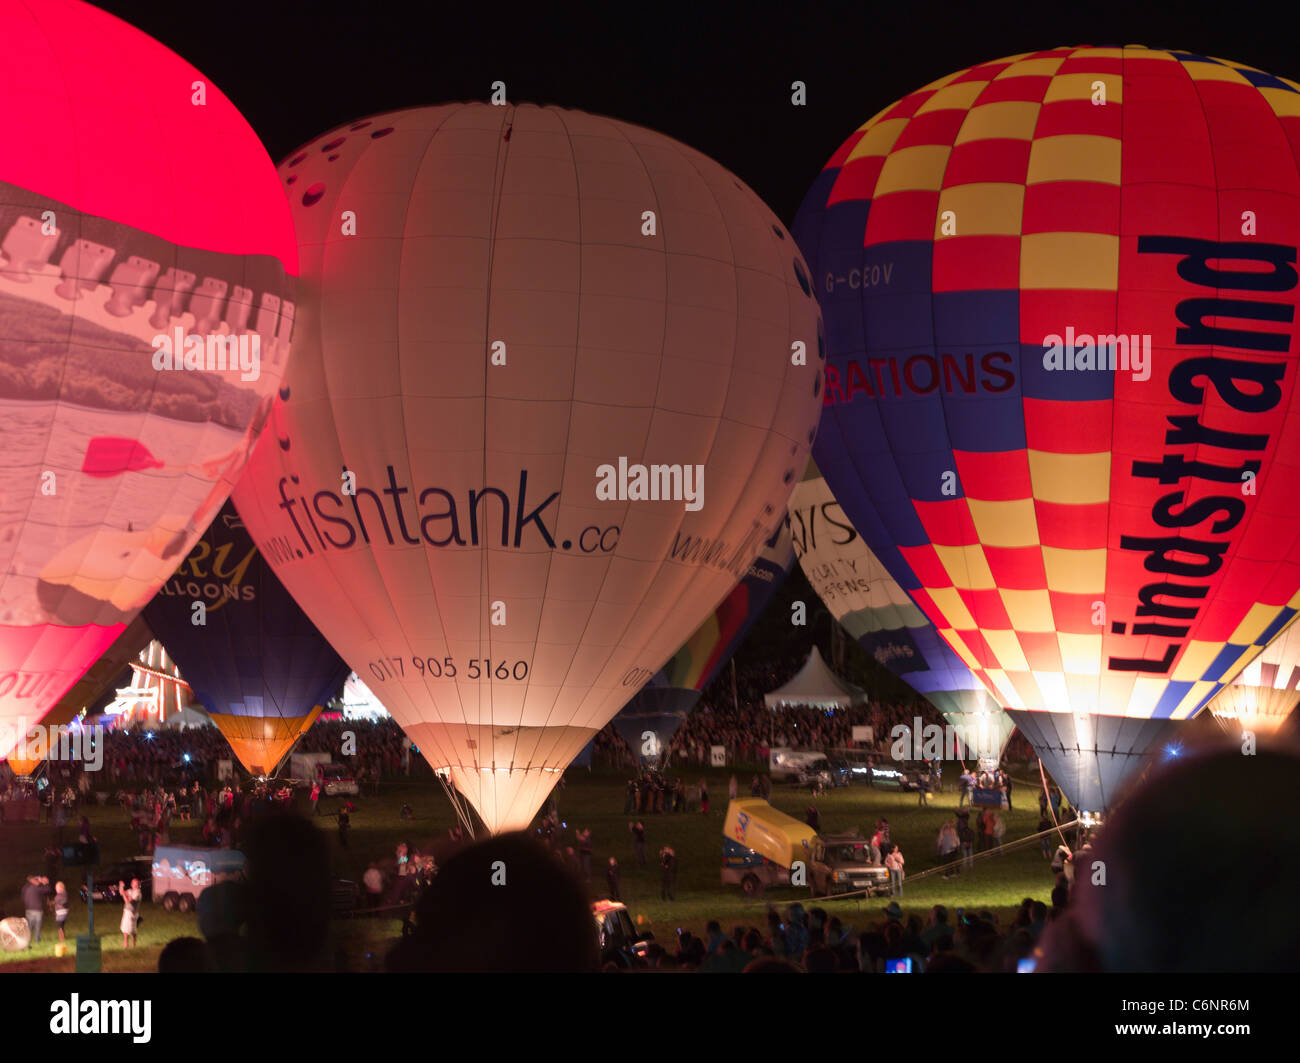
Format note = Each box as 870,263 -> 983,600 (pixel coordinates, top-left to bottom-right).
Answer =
99,0 -> 1294,233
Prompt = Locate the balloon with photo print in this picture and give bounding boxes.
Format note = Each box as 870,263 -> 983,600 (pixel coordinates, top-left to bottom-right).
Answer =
0,0 -> 296,762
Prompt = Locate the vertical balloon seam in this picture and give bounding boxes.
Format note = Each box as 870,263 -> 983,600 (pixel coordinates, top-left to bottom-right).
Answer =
509,104 -> 612,822
396,106 -> 477,789
562,119 -> 740,743
589,122 -> 805,780
481,103 -> 519,808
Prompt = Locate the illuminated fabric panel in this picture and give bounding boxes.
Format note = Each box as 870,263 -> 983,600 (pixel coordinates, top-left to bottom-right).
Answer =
787,463 -> 1014,759
611,522 -> 795,760
795,46 -> 1300,809
210,704 -> 323,777
1204,617 -> 1300,735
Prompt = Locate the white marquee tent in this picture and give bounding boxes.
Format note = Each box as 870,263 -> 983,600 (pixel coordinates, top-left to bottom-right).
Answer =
764,646 -> 867,710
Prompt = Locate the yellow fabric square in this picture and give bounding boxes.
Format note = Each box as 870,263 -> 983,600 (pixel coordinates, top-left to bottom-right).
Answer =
1032,671 -> 1070,712
846,118 -> 908,160
1065,47 -> 1125,60
1229,603 -> 1286,646
1021,232 -> 1119,290
1096,672 -> 1135,716
1174,680 -> 1216,720
1261,89 -> 1300,119
935,184 -> 1025,236
967,498 -> 1039,547
984,669 -> 1025,709
1181,61 -> 1251,85
875,145 -> 951,195
1064,674 -> 1101,714
1028,450 -> 1111,504
984,630 -> 1029,671
927,587 -> 976,629
1127,676 -> 1168,718
1058,632 -> 1102,674
993,58 -> 1065,79
1043,73 -> 1124,105
940,628 -> 982,672
932,544 -> 996,589
999,588 -> 1055,631
954,102 -> 1040,144
916,81 -> 987,115
1027,135 -> 1121,185
1171,639 -> 1224,682
1040,547 -> 1106,594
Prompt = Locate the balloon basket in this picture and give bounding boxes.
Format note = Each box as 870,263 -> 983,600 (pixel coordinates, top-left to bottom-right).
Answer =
75,934 -> 101,973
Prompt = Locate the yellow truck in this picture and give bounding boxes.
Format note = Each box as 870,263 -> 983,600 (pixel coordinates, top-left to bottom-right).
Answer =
722,799 -> 890,898
722,798 -> 816,896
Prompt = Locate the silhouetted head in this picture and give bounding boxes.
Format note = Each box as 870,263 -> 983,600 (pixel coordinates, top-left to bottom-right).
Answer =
243,811 -> 331,971
158,936 -> 212,973
386,832 -> 598,973
1041,744 -> 1300,972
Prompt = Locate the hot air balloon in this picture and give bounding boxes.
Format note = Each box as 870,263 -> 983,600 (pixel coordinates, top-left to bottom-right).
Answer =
143,500 -> 349,775
611,522 -> 795,764
1204,618 -> 1300,737
794,46 -> 1300,811
103,638 -> 195,724
0,0 -> 297,763
786,462 -> 1014,761
233,103 -> 823,832
0,616 -> 153,776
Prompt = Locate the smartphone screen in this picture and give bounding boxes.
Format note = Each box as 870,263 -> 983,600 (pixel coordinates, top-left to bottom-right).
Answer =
1017,957 -> 1037,973
886,958 -> 912,974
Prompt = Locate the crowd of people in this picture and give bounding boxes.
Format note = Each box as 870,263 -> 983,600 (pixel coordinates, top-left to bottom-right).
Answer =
607,895 -> 1063,972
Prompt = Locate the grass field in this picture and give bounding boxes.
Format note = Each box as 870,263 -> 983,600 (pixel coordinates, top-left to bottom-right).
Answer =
0,766 -> 1061,972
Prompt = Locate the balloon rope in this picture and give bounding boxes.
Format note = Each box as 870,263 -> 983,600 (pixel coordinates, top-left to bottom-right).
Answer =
1038,757 -> 1067,847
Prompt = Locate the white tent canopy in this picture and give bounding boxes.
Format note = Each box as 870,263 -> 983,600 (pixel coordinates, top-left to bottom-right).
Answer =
764,646 -> 867,709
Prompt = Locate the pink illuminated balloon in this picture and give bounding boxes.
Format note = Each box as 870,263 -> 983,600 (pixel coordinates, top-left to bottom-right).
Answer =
0,0 -> 297,761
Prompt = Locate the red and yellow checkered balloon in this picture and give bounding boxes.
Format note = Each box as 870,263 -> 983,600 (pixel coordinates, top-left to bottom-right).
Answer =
795,46 -> 1300,809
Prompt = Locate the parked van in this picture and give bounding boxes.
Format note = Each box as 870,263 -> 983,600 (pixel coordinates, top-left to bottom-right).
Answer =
152,845 -> 245,913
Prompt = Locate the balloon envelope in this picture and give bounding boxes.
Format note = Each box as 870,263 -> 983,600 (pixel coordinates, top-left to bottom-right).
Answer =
0,0 -> 296,760
143,500 -> 349,775
1,615 -> 153,775
233,103 -> 822,831
1204,619 -> 1300,736
611,521 -> 794,762
795,46 -> 1300,810
786,463 -> 1014,760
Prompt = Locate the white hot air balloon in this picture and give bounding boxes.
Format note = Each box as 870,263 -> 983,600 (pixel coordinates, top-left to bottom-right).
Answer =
233,104 -> 823,832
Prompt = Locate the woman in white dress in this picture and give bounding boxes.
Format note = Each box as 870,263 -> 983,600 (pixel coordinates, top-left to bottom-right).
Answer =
119,879 -> 141,948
